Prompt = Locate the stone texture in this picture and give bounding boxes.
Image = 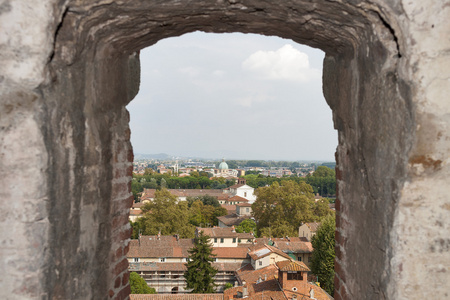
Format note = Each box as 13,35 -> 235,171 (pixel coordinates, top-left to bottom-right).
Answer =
0,0 -> 449,299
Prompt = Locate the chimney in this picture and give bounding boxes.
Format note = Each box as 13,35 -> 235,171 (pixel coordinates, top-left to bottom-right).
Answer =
157,231 -> 161,240
242,281 -> 248,298
231,225 -> 236,233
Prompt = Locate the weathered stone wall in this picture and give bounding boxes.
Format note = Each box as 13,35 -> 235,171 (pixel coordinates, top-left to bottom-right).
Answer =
0,1 -> 448,299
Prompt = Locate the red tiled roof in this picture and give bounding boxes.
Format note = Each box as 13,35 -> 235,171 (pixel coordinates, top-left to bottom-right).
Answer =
129,209 -> 142,216
132,202 -> 145,208
217,194 -> 230,200
130,294 -> 223,300
256,237 -> 313,254
213,247 -> 249,259
197,227 -> 238,238
217,213 -> 250,226
228,195 -> 248,203
305,222 -> 321,232
221,204 -> 236,213
228,183 -> 245,189
127,236 -> 194,258
276,260 -> 310,272
233,264 -> 286,300
248,245 -> 292,261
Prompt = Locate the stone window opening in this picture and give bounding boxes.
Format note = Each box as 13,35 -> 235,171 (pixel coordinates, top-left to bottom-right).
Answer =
4,1 -> 436,299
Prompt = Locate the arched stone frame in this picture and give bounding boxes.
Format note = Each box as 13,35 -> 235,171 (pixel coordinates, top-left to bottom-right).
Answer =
45,2 -> 411,298
2,1 -> 449,300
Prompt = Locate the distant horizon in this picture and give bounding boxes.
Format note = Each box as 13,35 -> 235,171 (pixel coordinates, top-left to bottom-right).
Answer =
133,152 -> 336,163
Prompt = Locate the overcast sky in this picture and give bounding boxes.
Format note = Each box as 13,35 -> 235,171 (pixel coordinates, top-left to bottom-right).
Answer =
127,32 -> 337,161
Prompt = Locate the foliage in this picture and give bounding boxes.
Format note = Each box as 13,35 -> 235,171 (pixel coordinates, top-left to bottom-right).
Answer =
310,215 -> 336,296
306,166 -> 336,196
130,272 -> 156,294
312,166 -> 335,177
131,179 -> 144,201
187,195 -> 221,208
130,191 -> 228,239
259,219 -> 297,238
224,282 -> 234,290
235,219 -> 257,236
313,199 -> 334,219
252,181 -> 315,237
184,231 -> 218,293
138,189 -> 195,238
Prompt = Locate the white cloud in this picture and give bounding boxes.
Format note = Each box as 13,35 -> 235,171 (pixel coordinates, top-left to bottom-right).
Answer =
242,44 -> 320,82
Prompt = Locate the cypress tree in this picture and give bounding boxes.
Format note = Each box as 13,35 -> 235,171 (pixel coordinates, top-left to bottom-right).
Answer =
184,231 -> 217,293
310,214 -> 336,296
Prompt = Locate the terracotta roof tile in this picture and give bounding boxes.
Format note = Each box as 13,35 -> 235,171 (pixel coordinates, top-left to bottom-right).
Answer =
129,209 -> 143,216
228,195 -> 248,202
127,236 -> 194,258
213,247 -> 249,259
221,204 -> 236,213
276,260 -> 310,272
217,214 -> 250,226
305,222 -> 321,232
228,184 -> 245,189
248,245 -> 292,261
197,227 -> 238,238
130,294 -> 223,300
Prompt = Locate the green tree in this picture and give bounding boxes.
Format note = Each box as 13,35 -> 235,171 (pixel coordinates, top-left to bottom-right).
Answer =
223,282 -> 233,290
235,219 -> 257,235
139,189 -> 195,238
129,272 -> 156,294
310,214 -> 336,296
251,181 -> 315,237
259,219 -> 297,238
313,199 -> 333,220
312,166 -> 335,177
184,231 -> 218,293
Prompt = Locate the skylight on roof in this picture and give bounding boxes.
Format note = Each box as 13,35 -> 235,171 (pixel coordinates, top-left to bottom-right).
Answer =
255,248 -> 271,257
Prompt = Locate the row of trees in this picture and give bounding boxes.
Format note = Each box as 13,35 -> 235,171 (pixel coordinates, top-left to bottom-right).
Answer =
131,166 -> 336,201
130,190 -> 228,239
243,166 -> 336,197
131,173 -> 236,201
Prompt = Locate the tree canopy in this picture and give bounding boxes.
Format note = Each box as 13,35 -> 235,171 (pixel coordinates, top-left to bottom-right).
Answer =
130,189 -> 228,239
251,181 -> 316,237
312,166 -> 335,177
235,219 -> 257,236
129,272 -> 156,294
184,231 -> 218,293
137,189 -> 195,238
310,214 -> 336,296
